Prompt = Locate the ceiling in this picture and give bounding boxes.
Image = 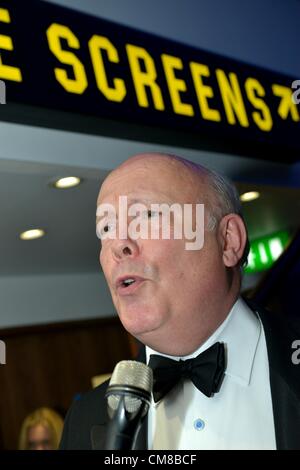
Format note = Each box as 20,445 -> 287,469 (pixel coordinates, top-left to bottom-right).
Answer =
0,162 -> 105,276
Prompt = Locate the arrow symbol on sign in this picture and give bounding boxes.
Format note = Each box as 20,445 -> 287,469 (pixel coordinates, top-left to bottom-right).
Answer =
272,84 -> 300,121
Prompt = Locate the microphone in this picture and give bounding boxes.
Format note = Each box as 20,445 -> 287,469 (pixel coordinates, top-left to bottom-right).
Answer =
104,360 -> 153,450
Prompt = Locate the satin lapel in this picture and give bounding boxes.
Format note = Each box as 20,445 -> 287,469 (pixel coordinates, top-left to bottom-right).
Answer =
268,369 -> 300,449
246,299 -> 300,449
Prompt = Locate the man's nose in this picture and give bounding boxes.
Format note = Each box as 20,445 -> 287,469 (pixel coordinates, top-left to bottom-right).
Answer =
111,237 -> 139,260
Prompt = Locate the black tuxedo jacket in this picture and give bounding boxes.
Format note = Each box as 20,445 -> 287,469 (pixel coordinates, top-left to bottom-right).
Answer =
60,301 -> 300,450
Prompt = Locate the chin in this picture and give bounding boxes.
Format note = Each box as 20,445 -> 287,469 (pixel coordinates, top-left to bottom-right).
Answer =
118,304 -> 162,339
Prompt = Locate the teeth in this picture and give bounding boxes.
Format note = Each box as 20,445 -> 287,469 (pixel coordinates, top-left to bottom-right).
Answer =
123,278 -> 135,286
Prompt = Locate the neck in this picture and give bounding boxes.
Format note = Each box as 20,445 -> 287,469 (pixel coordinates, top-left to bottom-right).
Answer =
143,288 -> 240,357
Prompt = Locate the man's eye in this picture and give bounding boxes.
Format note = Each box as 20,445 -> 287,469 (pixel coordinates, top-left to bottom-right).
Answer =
101,223 -> 115,236
96,221 -> 115,239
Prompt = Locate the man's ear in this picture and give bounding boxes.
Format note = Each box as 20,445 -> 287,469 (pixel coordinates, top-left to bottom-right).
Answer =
218,214 -> 247,267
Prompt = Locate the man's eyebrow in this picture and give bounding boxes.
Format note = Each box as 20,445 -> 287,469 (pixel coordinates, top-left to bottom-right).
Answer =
95,207 -> 115,224
95,195 -> 174,220
95,213 -> 114,226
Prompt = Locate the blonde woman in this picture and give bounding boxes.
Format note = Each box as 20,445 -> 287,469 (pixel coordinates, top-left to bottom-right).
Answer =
19,407 -> 64,450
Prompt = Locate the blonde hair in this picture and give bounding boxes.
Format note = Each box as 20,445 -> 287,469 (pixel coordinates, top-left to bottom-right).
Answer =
18,407 -> 64,450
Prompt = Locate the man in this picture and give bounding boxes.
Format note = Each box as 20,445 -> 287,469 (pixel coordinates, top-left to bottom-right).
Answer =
60,153 -> 300,450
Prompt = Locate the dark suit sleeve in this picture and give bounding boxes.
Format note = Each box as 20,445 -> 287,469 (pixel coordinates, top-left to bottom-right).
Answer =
59,404 -> 72,450
59,398 -> 87,450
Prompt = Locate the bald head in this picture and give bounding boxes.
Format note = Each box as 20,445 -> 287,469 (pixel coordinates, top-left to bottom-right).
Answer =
99,153 -> 216,223
114,152 -> 202,170
103,152 -> 209,185
98,152 -> 242,234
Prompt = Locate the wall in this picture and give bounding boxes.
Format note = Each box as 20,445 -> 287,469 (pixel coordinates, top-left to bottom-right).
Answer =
0,272 -> 115,328
0,317 -> 134,449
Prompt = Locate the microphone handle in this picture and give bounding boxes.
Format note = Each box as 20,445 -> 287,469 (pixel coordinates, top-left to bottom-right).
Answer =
104,396 -> 148,450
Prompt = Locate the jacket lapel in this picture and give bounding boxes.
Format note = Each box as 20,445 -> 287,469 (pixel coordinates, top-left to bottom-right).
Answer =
268,369 -> 300,449
247,299 -> 300,449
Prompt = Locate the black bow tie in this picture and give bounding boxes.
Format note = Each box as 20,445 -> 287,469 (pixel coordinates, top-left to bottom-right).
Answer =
148,342 -> 226,403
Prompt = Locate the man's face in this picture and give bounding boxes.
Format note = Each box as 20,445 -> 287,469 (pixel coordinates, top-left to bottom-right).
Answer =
97,156 -> 228,355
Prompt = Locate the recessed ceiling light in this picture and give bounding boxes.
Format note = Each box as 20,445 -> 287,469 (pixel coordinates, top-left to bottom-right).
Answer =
53,176 -> 81,189
240,191 -> 260,202
20,229 -> 46,240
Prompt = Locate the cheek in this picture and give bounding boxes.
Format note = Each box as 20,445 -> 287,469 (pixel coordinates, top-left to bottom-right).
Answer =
99,243 -> 105,265
145,239 -> 186,285
99,246 -> 109,275
99,250 -> 111,288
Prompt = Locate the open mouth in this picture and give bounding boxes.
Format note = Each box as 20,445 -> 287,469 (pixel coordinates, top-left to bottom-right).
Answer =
116,276 -> 145,294
121,278 -> 136,288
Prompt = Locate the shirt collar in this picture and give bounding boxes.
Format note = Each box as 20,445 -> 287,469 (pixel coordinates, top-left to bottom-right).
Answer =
146,297 -> 261,388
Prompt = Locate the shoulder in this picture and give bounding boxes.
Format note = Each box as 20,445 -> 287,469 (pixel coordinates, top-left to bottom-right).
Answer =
243,296 -> 300,397
60,380 -> 109,450
243,296 -> 300,340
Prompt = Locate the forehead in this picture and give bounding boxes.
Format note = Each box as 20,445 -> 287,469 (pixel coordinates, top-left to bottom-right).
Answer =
98,157 -> 206,205
27,424 -> 50,438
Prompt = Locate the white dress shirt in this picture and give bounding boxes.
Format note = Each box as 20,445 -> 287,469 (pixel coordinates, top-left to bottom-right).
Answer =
146,297 -> 276,450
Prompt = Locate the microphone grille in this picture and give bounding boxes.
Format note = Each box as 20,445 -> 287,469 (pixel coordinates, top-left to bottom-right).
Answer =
109,360 -> 153,393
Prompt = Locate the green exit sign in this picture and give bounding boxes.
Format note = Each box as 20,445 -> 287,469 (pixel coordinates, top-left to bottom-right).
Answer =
244,230 -> 291,274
